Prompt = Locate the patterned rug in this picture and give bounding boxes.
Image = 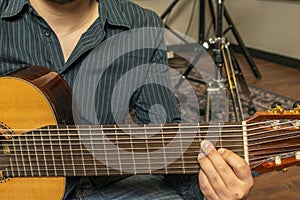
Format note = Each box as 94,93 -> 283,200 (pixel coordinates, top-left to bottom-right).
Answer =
168,57 -> 296,122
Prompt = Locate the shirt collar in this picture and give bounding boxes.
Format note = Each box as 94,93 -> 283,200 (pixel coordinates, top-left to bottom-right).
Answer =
100,0 -> 131,29
1,0 -> 29,19
1,0 -> 131,29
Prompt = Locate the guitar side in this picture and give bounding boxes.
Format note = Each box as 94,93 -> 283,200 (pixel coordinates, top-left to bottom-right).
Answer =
0,67 -> 73,200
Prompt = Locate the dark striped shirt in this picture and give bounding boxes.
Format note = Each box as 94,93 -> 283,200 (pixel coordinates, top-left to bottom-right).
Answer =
0,0 -> 181,125
0,1 -> 201,199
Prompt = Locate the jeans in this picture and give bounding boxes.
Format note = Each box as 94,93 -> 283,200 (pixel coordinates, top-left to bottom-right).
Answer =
65,175 -> 203,200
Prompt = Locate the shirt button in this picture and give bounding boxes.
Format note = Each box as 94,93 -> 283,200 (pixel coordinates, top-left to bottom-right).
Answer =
44,30 -> 51,37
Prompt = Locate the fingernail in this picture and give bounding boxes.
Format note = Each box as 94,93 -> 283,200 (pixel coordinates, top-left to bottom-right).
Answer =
218,148 -> 225,154
198,152 -> 206,160
201,140 -> 213,154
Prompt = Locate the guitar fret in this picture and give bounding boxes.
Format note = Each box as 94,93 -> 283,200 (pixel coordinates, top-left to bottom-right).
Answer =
67,125 -> 76,176
198,123 -> 202,143
129,125 -> 137,175
40,128 -> 49,176
197,123 -> 202,158
32,130 -> 41,176
18,134 -> 27,177
161,124 -> 168,174
101,125 -> 110,176
6,162 -> 11,177
48,126 -> 57,176
219,123 -> 223,149
10,137 -> 17,177
89,126 -> 98,176
178,124 -> 185,174
79,126 -> 87,176
144,125 -> 151,174
57,126 -> 66,176
114,124 -> 123,175
25,131 -> 34,176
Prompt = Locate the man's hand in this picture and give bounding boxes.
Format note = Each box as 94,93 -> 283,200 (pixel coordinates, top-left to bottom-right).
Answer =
198,140 -> 254,200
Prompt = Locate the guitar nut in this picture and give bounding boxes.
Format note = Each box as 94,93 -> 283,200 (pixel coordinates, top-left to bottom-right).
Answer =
295,151 -> 300,160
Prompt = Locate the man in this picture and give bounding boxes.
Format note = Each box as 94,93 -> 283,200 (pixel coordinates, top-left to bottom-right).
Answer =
0,0 -> 253,199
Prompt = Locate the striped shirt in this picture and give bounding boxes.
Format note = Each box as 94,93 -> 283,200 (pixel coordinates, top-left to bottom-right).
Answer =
0,0 -> 181,125
0,1 -> 201,199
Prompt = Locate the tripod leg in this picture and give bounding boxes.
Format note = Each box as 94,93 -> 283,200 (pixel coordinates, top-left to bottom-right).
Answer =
199,0 -> 206,43
227,44 -> 257,116
160,0 -> 180,20
174,47 -> 206,89
222,44 -> 244,121
205,87 -> 211,122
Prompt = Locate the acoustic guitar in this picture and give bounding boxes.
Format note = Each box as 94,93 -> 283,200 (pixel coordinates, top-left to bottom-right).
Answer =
0,66 -> 299,200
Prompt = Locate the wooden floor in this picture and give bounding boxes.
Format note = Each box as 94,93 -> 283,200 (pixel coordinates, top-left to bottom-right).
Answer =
236,54 -> 300,200
238,54 -> 300,100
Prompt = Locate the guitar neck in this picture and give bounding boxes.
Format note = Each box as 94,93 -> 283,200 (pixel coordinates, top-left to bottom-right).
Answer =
2,120 -> 300,178
2,122 -> 245,177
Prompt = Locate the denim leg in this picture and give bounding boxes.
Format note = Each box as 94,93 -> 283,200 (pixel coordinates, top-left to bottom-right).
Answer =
68,175 -> 184,200
164,174 -> 203,199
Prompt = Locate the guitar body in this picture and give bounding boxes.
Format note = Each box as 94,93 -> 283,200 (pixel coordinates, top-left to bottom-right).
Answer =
0,67 -> 73,200
1,67 -> 300,199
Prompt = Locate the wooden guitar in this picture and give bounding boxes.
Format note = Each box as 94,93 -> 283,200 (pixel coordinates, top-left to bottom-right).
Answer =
0,66 -> 300,200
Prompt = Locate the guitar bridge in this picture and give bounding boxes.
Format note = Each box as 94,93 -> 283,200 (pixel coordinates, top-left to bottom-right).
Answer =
0,122 -> 12,155
0,172 -> 10,184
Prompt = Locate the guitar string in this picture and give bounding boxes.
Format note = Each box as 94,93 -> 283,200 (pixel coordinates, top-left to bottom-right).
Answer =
5,121 -> 292,136
4,155 -> 298,176
3,152 -> 299,175
5,130 -> 300,145
6,146 -> 299,168
3,121 -> 297,147
4,136 -> 299,153
3,155 -> 299,177
2,134 -> 300,166
4,152 -> 297,170
2,138 -> 299,168
5,149 -> 298,171
1,119 -> 288,133
2,154 -> 289,171
3,142 -> 299,164
3,143 -> 299,176
1,121 -> 298,174
2,127 -> 299,151
0,123 -> 287,134
2,135 -> 299,165
4,148 -> 298,176
7,143 -> 299,154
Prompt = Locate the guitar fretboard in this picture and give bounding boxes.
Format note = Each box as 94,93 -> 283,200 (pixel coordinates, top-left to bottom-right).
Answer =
2,120 -> 300,178
2,123 -> 244,177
